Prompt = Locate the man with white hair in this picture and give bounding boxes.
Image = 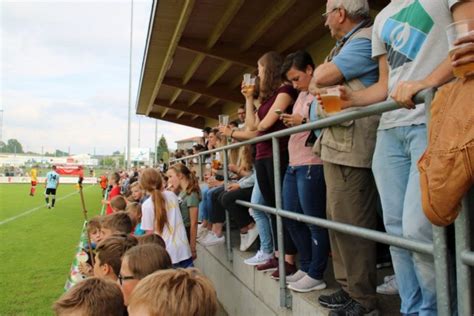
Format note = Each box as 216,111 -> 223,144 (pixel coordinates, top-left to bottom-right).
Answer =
309,0 -> 380,315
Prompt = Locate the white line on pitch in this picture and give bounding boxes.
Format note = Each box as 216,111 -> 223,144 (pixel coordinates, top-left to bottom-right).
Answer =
0,187 -> 93,226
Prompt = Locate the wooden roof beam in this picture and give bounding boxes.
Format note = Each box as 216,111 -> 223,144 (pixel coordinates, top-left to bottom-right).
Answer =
178,0 -> 245,90
188,94 -> 201,106
178,39 -> 258,69
206,0 -> 245,48
162,78 -> 242,104
161,108 -> 169,118
149,112 -> 205,129
275,6 -> 326,53
177,112 -> 185,119
154,99 -> 221,120
239,0 -> 296,52
206,61 -> 232,87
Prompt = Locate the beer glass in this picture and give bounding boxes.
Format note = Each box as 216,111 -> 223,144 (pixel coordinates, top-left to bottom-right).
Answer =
242,73 -> 255,94
218,114 -> 229,126
447,19 -> 474,78
320,86 -> 342,113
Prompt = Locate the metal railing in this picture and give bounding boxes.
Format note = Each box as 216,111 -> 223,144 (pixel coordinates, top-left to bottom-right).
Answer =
172,89 -> 473,315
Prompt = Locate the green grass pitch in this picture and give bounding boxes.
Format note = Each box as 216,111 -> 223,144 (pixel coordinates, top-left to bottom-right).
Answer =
0,183 -> 103,315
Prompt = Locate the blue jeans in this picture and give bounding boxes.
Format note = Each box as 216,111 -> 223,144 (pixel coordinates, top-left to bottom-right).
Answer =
250,179 -> 273,254
372,125 -> 436,316
200,185 -> 223,222
283,165 -> 329,280
199,184 -> 209,222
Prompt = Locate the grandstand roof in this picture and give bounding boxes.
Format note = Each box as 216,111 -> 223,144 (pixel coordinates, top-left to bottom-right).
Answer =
136,0 -> 389,129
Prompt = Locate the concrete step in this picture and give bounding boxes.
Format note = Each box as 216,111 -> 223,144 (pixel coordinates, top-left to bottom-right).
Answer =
195,231 -> 400,316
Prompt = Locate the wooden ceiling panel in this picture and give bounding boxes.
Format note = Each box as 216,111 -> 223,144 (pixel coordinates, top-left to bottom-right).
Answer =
166,49 -> 197,79
181,0 -> 230,41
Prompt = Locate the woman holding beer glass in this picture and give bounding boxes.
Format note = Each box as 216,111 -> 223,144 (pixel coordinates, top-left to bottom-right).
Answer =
242,51 -> 299,278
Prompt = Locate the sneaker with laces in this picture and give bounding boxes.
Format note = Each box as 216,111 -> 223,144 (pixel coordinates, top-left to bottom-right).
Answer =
318,289 -> 351,309
199,232 -> 225,247
376,275 -> 398,295
285,270 -> 307,284
256,257 -> 279,272
240,225 -> 259,251
244,250 -> 273,266
270,262 -> 297,280
328,298 -> 379,316
288,275 -> 327,292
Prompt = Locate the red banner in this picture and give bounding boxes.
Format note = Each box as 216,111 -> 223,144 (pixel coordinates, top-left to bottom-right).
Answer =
55,165 -> 83,176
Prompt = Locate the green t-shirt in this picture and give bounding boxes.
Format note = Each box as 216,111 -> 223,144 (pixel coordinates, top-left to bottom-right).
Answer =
178,191 -> 200,227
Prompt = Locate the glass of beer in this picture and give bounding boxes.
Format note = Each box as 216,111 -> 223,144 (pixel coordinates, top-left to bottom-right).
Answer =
218,114 -> 229,127
242,73 -> 255,94
447,19 -> 474,78
320,86 -> 342,113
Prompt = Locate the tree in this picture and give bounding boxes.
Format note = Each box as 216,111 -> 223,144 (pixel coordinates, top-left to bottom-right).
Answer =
0,139 -> 24,153
156,135 -> 169,162
113,150 -> 121,155
55,149 -> 68,157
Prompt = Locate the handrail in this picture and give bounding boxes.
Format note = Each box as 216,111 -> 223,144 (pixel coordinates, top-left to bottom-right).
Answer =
170,88 -> 472,314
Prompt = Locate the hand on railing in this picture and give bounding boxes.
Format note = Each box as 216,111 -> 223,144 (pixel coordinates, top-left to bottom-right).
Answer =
390,80 -> 430,109
226,183 -> 240,192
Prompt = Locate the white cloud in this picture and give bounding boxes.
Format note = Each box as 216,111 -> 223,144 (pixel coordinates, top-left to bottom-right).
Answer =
1,0 -> 201,156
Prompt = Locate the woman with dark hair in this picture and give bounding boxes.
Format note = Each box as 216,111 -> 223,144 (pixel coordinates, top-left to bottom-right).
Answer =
243,51 -> 299,279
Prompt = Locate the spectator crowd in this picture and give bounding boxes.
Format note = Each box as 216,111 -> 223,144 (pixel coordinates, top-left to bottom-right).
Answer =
54,0 -> 474,315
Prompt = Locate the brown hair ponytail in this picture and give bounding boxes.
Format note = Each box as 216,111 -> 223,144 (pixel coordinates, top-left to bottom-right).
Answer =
139,168 -> 168,234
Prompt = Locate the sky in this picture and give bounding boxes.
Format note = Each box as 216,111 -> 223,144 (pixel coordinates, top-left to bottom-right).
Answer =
0,0 -> 201,155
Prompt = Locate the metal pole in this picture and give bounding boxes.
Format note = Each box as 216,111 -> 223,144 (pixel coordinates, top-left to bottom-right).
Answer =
423,88 -> 452,315
456,194 -> 472,316
126,0 -> 134,169
223,149 -> 232,262
272,137 -> 291,308
198,155 -> 204,182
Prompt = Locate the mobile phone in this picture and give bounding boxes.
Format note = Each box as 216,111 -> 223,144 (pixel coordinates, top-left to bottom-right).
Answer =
274,109 -> 282,115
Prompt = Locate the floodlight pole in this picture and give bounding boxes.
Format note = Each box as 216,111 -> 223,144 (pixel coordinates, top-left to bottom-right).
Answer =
126,0 -> 134,170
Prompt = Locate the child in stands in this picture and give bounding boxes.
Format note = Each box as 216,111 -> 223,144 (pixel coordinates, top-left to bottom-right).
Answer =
166,163 -> 201,260
100,211 -> 133,239
128,269 -> 217,316
103,172 -> 121,215
110,195 -> 127,213
79,216 -> 104,277
119,244 -> 172,306
126,202 -> 145,236
53,277 -> 125,316
93,234 -> 137,282
137,233 -> 166,248
139,168 -> 193,268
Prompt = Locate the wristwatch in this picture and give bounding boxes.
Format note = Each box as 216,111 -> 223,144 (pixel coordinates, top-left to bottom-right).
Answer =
301,118 -> 307,124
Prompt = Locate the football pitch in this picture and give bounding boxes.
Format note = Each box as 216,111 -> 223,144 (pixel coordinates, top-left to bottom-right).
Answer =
0,184 -> 103,315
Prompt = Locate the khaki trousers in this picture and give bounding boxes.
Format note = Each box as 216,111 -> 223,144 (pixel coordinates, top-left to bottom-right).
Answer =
323,161 -> 378,310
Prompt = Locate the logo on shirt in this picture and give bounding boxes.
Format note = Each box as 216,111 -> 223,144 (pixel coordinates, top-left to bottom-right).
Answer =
381,0 -> 433,70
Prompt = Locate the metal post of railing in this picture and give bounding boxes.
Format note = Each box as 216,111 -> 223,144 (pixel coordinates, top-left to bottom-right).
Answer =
456,193 -> 472,316
223,149 -> 232,262
198,155 -> 204,182
424,88 -> 452,315
272,137 -> 291,308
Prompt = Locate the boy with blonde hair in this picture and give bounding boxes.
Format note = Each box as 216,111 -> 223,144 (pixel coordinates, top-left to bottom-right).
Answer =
53,277 -> 125,316
128,268 -> 217,316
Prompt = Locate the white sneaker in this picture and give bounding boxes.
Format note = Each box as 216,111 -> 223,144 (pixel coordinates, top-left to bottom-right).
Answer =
288,275 -> 327,292
199,232 -> 225,247
239,233 -> 248,251
377,274 -> 398,295
197,227 -> 209,242
244,250 -> 273,266
240,226 -> 259,252
285,270 -> 307,284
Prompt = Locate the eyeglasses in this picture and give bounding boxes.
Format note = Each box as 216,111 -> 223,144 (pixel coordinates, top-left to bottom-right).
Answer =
118,274 -> 135,285
322,7 -> 339,19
